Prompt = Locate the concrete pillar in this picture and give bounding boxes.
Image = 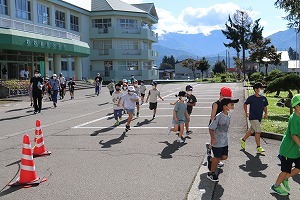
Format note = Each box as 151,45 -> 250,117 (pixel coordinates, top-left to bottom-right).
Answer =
67,57 -> 72,79
32,0 -> 38,24
45,53 -> 49,77
74,57 -> 82,80
53,54 -> 61,75
9,0 -> 16,18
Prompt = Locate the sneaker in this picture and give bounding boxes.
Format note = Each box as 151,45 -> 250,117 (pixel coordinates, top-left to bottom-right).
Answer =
38,110 -> 41,113
114,120 -> 119,126
206,143 -> 212,156
217,161 -> 224,168
257,146 -> 265,154
54,103 -> 57,107
125,125 -> 131,132
34,111 -> 37,114
152,115 -> 155,119
270,184 -> 289,196
207,172 -> 219,182
282,179 -> 290,191
186,130 -> 193,135
136,113 -> 139,118
30,102 -> 33,106
240,138 -> 246,150
207,155 -> 212,171
177,137 -> 184,143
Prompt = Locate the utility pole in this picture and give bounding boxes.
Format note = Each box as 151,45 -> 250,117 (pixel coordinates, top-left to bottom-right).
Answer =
228,50 -> 230,68
225,50 -> 228,69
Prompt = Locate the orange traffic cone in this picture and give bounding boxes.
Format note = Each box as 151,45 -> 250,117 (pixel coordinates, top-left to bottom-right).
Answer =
8,135 -> 47,187
33,120 -> 51,157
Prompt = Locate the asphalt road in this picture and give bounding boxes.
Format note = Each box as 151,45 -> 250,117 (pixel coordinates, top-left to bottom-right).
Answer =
0,83 -> 299,200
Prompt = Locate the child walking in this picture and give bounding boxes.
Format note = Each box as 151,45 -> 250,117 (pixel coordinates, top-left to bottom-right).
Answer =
107,79 -> 115,96
206,86 -> 233,168
118,86 -> 139,132
112,83 -> 123,125
207,97 -> 239,181
68,78 -> 76,100
145,81 -> 164,119
139,80 -> 147,104
240,82 -> 268,154
169,91 -> 190,143
270,94 -> 300,196
185,85 -> 197,135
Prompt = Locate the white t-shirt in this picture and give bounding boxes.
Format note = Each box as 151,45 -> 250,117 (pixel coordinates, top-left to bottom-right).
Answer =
112,92 -> 123,110
122,93 -> 138,109
148,89 -> 160,103
140,85 -> 146,94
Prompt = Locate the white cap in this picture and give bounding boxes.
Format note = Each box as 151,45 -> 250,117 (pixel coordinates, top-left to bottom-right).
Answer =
122,79 -> 128,83
53,74 -> 57,77
128,86 -> 135,91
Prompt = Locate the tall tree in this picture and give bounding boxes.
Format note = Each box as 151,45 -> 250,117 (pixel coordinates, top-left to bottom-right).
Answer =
275,0 -> 300,32
222,10 -> 264,79
197,57 -> 210,80
288,47 -> 299,60
212,61 -> 226,74
249,39 -> 281,76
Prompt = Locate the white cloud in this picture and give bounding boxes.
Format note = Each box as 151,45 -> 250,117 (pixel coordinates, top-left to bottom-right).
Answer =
154,2 -> 243,36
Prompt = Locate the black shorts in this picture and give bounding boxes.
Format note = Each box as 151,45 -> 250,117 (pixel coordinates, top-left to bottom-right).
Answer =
149,102 -> 157,110
212,146 -> 228,158
141,93 -> 145,97
280,156 -> 300,173
60,84 -> 66,89
70,88 -> 74,93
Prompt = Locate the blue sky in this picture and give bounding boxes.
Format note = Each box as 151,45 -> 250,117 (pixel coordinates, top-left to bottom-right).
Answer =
65,0 -> 289,37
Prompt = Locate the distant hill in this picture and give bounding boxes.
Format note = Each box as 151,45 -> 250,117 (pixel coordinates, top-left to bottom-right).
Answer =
153,28 -> 297,67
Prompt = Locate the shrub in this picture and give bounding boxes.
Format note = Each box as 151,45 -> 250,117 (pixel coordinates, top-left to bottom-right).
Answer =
250,72 -> 264,83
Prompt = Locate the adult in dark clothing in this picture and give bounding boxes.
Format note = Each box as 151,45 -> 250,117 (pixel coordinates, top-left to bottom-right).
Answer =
30,70 -> 44,114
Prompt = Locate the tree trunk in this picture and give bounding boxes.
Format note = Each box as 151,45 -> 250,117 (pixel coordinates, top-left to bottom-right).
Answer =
201,71 -> 204,81
265,64 -> 268,77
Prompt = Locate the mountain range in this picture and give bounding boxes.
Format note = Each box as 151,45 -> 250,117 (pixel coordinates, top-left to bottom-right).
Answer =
153,28 -> 299,67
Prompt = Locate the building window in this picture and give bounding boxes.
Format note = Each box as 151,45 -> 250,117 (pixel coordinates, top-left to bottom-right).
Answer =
143,61 -> 152,70
118,61 -> 138,71
92,18 -> 111,29
55,10 -> 65,28
0,0 -> 8,15
117,19 -> 138,29
61,61 -> 68,71
93,40 -> 112,55
15,0 -> 31,20
70,15 -> 79,32
37,4 -> 49,25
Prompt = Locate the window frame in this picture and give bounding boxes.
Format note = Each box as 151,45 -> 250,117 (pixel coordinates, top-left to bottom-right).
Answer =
0,0 -> 8,15
70,14 -> 79,32
37,3 -> 50,25
55,10 -> 65,29
15,0 -> 31,20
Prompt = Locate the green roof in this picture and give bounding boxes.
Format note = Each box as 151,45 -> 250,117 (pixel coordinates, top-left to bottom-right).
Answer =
0,28 -> 90,57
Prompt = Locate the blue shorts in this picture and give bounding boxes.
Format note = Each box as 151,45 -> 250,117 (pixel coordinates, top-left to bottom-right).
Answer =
280,156 -> 300,173
126,109 -> 135,115
212,146 -> 228,158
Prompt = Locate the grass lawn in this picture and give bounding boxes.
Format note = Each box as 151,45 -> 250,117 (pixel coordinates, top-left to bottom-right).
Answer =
261,92 -> 291,134
246,87 -> 294,134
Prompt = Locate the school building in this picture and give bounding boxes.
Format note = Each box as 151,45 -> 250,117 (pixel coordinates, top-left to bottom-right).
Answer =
0,0 -> 159,82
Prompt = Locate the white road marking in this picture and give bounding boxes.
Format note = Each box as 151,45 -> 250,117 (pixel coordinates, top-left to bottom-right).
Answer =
0,106 -> 112,140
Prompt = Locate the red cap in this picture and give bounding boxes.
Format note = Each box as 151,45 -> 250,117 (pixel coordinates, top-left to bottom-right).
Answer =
220,87 -> 232,98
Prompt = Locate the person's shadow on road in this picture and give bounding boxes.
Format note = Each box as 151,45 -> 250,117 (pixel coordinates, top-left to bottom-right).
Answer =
239,150 -> 268,178
99,133 -> 127,148
158,140 -> 186,159
198,172 -> 224,199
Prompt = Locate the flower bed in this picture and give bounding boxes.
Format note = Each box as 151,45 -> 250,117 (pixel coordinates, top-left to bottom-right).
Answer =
1,80 -> 30,96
